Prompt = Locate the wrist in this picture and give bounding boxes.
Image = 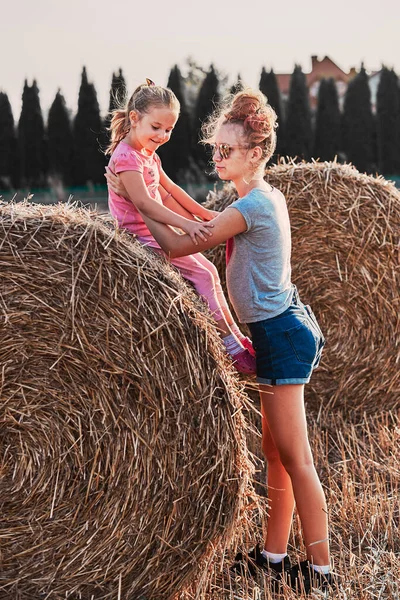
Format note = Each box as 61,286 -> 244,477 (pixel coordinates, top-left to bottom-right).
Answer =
179,215 -> 191,228
196,206 -> 208,218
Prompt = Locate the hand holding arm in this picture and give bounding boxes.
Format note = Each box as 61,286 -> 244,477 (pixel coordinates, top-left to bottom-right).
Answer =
105,168 -> 214,244
139,207 -> 247,258
159,169 -> 218,220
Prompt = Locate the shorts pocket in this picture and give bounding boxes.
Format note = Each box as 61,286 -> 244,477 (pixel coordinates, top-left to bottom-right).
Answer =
285,321 -> 319,364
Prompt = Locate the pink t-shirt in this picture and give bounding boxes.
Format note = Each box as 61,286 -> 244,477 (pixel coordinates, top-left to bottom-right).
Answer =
108,141 -> 163,237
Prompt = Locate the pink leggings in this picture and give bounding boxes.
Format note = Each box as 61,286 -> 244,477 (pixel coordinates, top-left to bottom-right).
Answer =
138,236 -> 232,323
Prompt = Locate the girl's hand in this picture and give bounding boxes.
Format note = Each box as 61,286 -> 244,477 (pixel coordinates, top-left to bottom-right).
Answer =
183,219 -> 214,245
105,167 -> 128,198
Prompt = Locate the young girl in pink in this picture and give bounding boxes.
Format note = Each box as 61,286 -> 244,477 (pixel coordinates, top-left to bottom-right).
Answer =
105,80 -> 255,374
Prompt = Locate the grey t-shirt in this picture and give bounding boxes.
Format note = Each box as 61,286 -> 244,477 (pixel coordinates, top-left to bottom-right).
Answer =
226,187 -> 293,323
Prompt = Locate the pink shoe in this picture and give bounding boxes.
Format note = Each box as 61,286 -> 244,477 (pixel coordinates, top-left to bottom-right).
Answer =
231,348 -> 257,375
240,336 -> 255,357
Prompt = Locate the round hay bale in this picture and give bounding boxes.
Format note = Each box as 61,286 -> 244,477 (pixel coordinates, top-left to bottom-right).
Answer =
0,201 -> 254,600
205,160 -> 400,414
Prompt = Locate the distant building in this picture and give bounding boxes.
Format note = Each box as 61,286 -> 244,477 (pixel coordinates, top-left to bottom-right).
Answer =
276,55 -> 357,110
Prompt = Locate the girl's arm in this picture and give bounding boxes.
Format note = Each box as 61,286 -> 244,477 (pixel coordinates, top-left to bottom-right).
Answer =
118,170 -> 213,243
106,167 -> 218,222
159,169 -> 218,222
140,207 -> 247,257
158,183 -> 195,220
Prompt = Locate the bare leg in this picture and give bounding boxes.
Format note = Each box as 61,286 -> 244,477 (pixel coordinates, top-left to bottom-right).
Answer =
214,318 -> 231,337
260,384 -> 330,565
261,401 -> 295,553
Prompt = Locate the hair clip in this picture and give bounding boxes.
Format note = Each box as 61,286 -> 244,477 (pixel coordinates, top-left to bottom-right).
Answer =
146,78 -> 156,87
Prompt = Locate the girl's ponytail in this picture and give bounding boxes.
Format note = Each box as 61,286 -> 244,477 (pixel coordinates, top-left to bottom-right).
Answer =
106,109 -> 131,155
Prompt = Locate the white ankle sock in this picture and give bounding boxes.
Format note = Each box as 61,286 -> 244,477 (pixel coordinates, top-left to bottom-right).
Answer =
222,333 -> 243,356
261,549 -> 288,563
312,564 -> 331,574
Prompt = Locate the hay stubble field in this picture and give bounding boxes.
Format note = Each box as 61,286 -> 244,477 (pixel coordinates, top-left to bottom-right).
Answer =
1,160 -> 399,599
186,407 -> 400,599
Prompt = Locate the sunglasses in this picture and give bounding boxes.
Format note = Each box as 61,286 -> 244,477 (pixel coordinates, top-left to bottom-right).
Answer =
210,143 -> 250,160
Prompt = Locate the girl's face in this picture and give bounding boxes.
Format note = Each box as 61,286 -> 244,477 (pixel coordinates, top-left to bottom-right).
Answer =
130,106 -> 178,153
212,123 -> 253,183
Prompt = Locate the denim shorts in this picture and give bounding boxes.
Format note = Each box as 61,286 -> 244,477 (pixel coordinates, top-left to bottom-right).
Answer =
247,286 -> 326,385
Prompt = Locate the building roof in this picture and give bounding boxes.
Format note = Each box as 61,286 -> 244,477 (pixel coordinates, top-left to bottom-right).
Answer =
275,55 -> 356,95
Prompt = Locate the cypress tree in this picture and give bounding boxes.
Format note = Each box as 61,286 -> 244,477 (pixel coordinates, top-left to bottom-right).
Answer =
0,92 -> 19,189
230,74 -> 244,95
313,78 -> 341,161
342,66 -> 375,174
158,65 -> 192,182
108,68 -> 127,113
182,57 -> 207,114
285,65 -> 312,160
259,67 -> 285,159
376,67 -> 400,174
73,67 -> 105,185
102,68 -> 127,152
193,64 -> 220,176
18,80 -> 46,187
47,90 -> 73,185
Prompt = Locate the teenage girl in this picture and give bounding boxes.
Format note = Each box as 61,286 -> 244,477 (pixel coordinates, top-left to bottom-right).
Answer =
108,88 -> 333,595
105,80 -> 255,374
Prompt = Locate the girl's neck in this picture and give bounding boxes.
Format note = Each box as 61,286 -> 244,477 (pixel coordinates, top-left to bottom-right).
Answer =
234,175 -> 271,198
122,132 -> 147,154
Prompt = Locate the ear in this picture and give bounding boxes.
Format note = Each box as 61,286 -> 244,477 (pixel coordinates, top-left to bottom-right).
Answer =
250,146 -> 263,162
129,110 -> 139,126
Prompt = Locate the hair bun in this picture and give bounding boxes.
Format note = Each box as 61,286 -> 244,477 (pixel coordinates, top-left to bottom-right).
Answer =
244,112 -> 273,135
200,87 -> 277,163
228,96 -> 260,121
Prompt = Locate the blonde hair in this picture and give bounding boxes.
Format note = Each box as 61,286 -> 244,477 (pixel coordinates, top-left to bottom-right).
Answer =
201,88 -> 278,164
106,82 -> 180,155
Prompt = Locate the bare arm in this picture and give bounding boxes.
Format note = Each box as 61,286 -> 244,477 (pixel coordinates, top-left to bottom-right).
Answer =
158,183 -> 195,220
139,207 -> 247,258
159,169 -> 218,221
118,170 -> 213,243
106,167 -> 218,222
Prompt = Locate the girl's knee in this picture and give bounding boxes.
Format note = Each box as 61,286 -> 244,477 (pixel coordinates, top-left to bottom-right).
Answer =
196,268 -> 216,292
263,436 -> 314,474
262,439 -> 281,463
279,450 -> 315,476
200,258 -> 219,280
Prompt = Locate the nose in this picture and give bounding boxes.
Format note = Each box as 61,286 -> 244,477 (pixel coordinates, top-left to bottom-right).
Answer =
213,148 -> 222,161
154,131 -> 169,143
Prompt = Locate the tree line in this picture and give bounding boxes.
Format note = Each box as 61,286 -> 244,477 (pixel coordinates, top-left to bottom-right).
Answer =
0,62 -> 399,191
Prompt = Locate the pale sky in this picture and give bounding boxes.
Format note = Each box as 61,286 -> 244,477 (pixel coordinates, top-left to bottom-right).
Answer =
3,0 -> 400,119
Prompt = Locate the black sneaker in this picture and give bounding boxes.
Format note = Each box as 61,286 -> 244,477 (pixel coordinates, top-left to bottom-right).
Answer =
287,560 -> 333,596
230,544 -> 291,578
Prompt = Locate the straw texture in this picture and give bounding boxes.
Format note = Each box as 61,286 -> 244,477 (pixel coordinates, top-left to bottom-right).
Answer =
205,160 -> 400,414
0,201 -> 255,599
